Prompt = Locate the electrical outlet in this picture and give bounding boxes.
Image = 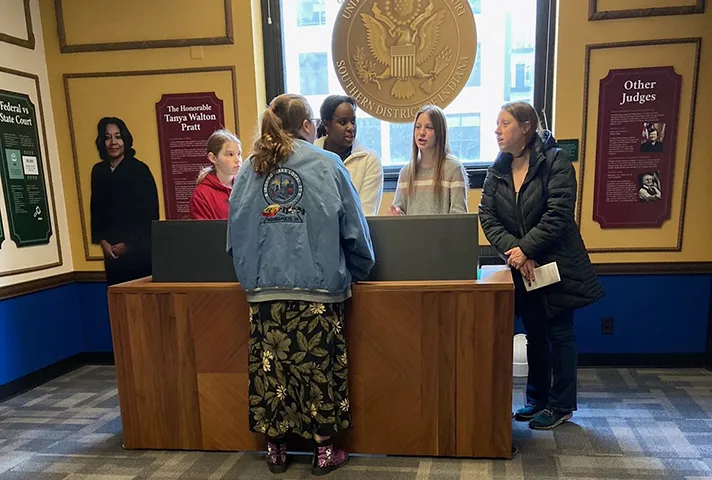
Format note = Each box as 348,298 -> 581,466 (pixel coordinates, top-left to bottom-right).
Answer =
601,316 -> 614,335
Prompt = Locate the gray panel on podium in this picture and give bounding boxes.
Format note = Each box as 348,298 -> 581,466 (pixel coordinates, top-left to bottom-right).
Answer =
365,214 -> 479,281
151,214 -> 479,283
152,220 -> 236,282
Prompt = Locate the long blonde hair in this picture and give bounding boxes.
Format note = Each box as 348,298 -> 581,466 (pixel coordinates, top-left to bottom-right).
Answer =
406,105 -> 451,199
252,94 -> 312,175
196,129 -> 241,184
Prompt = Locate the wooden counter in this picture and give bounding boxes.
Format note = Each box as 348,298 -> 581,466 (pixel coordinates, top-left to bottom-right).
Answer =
107,267 -> 515,458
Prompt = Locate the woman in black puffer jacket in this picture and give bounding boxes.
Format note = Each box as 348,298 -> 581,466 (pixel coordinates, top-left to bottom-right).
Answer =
479,101 -> 604,430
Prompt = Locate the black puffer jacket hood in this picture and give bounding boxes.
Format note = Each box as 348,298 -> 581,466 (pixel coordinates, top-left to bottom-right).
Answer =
479,131 -> 604,318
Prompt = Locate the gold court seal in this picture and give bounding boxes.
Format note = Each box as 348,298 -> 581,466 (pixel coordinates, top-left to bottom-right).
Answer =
332,0 -> 477,123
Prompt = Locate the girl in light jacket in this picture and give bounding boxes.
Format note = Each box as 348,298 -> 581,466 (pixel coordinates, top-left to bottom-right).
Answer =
228,93 -> 374,476
315,95 -> 384,215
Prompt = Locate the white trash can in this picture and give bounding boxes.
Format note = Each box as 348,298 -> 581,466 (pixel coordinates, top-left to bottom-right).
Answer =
513,333 -> 528,378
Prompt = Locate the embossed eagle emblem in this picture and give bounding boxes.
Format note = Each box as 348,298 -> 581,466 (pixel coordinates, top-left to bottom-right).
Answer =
356,0 -> 452,99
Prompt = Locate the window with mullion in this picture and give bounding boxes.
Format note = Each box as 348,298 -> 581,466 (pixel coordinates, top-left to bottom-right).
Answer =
261,0 -> 555,189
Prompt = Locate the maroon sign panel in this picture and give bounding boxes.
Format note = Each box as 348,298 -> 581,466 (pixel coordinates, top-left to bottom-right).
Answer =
592,66 -> 681,229
156,92 -> 225,219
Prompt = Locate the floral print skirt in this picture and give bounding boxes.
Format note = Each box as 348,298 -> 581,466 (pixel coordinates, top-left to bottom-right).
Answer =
248,300 -> 352,439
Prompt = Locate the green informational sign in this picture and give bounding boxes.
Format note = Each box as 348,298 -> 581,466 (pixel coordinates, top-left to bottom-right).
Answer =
559,139 -> 579,162
0,90 -> 52,247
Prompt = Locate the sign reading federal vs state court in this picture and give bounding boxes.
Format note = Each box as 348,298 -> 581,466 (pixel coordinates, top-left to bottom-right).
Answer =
0,89 -> 52,247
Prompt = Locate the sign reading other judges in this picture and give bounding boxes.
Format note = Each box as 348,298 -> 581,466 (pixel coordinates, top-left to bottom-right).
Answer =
592,67 -> 681,229
0,89 -> 52,247
156,92 -> 226,219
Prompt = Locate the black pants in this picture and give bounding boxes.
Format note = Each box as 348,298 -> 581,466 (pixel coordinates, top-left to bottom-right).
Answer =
104,249 -> 151,286
520,308 -> 577,413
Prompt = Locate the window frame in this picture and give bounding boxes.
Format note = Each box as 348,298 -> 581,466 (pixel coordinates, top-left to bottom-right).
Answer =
260,0 -> 556,190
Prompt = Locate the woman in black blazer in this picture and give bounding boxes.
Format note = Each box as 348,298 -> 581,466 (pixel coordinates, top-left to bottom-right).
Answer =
90,117 -> 159,286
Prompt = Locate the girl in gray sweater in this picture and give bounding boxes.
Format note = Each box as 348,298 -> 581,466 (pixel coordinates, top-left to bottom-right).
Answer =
390,105 -> 469,215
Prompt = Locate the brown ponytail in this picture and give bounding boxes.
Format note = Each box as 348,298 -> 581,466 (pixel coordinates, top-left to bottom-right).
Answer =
196,129 -> 240,184
252,93 -> 313,175
196,165 -> 215,185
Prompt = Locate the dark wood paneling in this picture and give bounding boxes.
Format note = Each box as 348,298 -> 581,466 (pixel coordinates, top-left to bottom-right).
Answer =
190,291 -> 246,374
108,291 -> 202,449
107,292 -> 139,446
433,292 -> 457,456
197,373 -> 262,451
344,290 -> 439,455
108,276 -> 515,457
457,290 -> 514,458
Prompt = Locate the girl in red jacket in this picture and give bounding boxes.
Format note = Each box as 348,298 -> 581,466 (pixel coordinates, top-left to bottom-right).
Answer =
189,129 -> 242,219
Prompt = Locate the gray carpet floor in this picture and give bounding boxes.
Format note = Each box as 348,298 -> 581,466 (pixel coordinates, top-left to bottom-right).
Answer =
1,365 -> 712,479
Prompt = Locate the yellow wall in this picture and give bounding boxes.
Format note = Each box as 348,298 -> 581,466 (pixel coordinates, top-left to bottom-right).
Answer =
40,0 -> 265,271
383,3 -> 712,265
0,0 -> 73,286
40,0 -> 712,272
555,4 -> 711,263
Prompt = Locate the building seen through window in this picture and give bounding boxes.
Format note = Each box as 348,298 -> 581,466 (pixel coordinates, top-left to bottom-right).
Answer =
297,0 -> 326,27
283,0 -> 538,168
298,53 -> 329,96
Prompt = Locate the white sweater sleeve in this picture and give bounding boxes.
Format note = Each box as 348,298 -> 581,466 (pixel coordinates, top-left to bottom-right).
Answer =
358,154 -> 384,215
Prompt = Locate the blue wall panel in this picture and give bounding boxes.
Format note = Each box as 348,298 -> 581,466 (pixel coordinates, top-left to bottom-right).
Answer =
0,284 -> 84,385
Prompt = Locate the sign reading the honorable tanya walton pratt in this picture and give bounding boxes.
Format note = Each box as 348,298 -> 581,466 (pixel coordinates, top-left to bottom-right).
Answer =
156,92 -> 225,219
0,89 -> 52,247
592,67 -> 681,229
332,0 -> 477,123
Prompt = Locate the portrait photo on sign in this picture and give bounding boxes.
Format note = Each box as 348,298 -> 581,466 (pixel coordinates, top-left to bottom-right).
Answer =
638,171 -> 662,203
640,122 -> 665,153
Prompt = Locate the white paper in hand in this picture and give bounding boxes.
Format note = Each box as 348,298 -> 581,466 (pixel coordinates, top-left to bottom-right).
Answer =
523,262 -> 561,292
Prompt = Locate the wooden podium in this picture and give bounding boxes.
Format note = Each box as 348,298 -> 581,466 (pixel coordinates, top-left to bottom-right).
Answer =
107,267 -> 515,458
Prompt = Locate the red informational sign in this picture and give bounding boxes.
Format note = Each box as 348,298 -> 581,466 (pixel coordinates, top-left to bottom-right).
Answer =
156,92 -> 225,219
592,66 -> 681,229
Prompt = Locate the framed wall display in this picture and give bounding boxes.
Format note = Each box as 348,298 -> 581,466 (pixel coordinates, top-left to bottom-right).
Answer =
589,0 -> 705,21
577,38 -> 701,253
